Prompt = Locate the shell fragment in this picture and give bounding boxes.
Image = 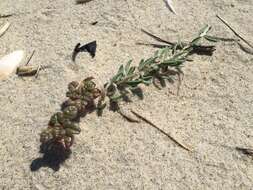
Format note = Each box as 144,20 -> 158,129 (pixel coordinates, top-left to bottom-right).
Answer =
165,0 -> 176,14
0,50 -> 25,80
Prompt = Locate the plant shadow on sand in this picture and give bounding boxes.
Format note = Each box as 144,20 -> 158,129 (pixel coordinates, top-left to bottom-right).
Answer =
30,142 -> 72,172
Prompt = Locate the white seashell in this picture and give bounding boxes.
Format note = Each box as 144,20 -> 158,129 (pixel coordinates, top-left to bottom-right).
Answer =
0,50 -> 24,80
165,0 -> 176,14
0,22 -> 11,37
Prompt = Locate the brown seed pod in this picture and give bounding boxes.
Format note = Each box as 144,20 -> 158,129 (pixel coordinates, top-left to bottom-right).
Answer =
63,106 -> 78,120
62,120 -> 81,134
92,88 -> 102,98
51,127 -> 66,138
49,112 -> 62,127
105,83 -> 117,97
83,77 -> 94,83
75,99 -> 88,113
81,91 -> 93,101
66,91 -> 82,100
62,99 -> 76,107
40,129 -> 54,143
40,127 -> 65,143
65,127 -> 81,136
63,136 -> 73,149
54,112 -> 64,124
83,80 -> 96,91
68,81 -> 79,92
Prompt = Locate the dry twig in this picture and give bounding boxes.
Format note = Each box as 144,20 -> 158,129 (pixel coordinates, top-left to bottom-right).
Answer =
237,42 -> 253,55
118,109 -> 140,123
131,110 -> 192,151
0,22 -> 10,37
216,15 -> 253,49
25,50 -> 36,65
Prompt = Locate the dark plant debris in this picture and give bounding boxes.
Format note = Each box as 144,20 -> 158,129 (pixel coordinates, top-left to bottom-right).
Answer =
75,0 -> 94,4
0,14 -> 14,18
16,50 -> 49,78
90,21 -> 98,25
17,65 -> 49,78
25,50 -> 36,66
72,41 -> 97,61
236,147 -> 253,157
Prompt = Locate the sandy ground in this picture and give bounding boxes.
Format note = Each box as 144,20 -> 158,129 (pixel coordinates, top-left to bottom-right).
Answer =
0,0 -> 253,189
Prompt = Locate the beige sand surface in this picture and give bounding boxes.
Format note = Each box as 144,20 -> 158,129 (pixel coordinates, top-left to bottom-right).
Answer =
0,0 -> 253,189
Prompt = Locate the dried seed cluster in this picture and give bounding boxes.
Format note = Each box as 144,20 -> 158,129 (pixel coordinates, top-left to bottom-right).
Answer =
40,77 -> 101,149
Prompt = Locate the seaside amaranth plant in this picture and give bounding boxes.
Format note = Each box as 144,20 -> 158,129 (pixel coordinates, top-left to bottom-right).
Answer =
40,25 -> 219,152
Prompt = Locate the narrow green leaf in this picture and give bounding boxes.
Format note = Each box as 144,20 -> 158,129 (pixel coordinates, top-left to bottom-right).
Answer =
142,75 -> 153,80
158,48 -> 167,59
110,94 -> 123,102
125,60 -> 132,74
111,73 -> 123,82
154,50 -> 159,57
145,57 -> 157,65
161,59 -> 185,67
159,47 -> 170,60
191,36 -> 202,45
172,50 -> 189,59
126,79 -> 142,86
139,56 -> 158,71
118,65 -> 125,75
141,76 -> 153,85
138,59 -> 145,70
204,35 -> 220,42
198,25 -> 211,37
142,79 -> 152,85
128,66 -> 136,75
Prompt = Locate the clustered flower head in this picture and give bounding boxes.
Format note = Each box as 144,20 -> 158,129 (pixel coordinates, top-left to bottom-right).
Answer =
40,77 -> 101,150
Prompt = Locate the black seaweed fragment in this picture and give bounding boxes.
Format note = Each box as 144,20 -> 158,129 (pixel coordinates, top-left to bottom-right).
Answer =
72,41 -> 97,61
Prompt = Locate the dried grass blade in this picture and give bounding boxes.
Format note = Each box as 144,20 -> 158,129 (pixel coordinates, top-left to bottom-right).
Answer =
0,22 -> 10,37
237,42 -> 253,55
141,29 -> 174,45
131,110 -> 192,152
216,15 -> 253,49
